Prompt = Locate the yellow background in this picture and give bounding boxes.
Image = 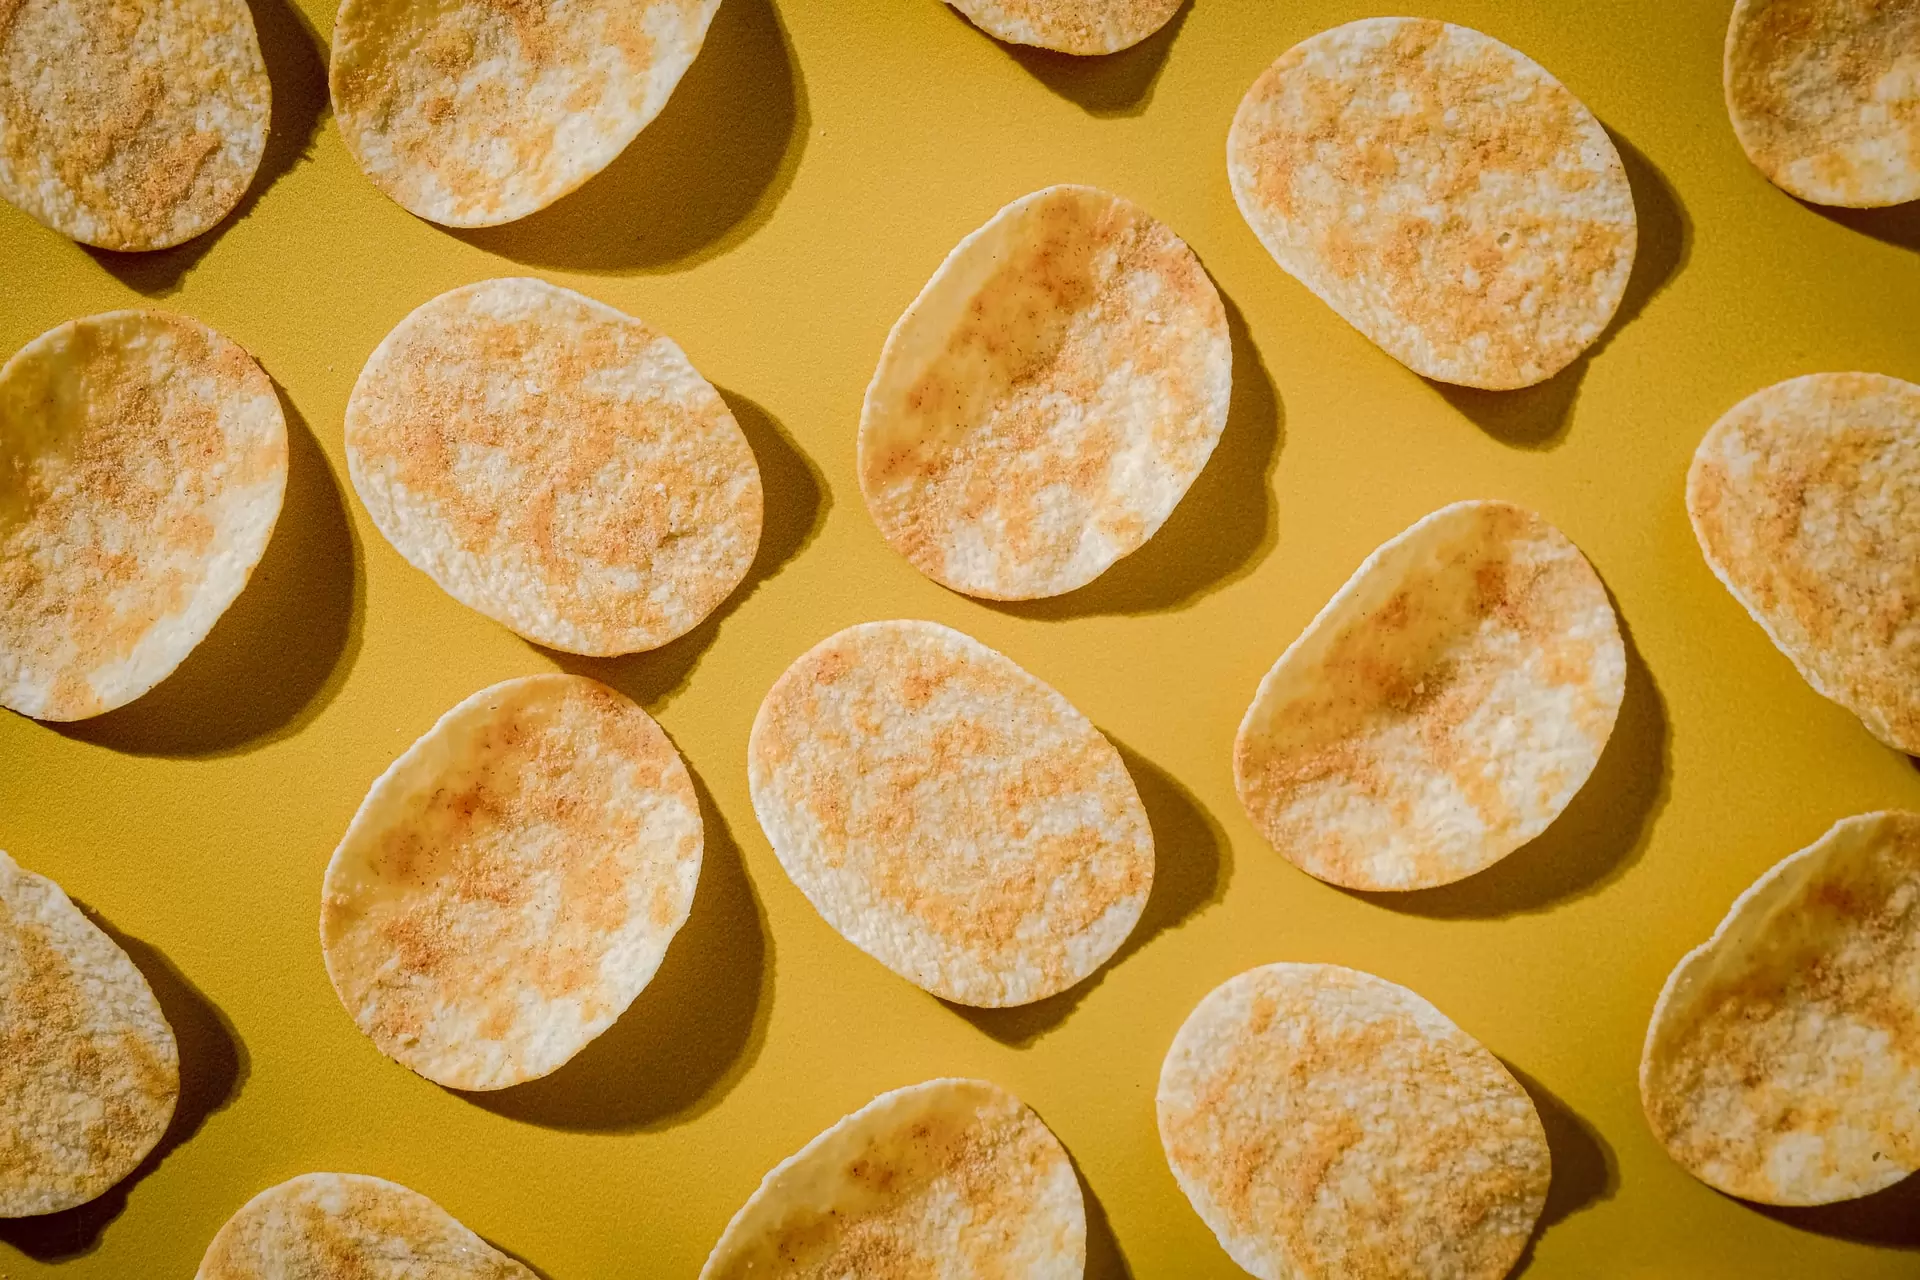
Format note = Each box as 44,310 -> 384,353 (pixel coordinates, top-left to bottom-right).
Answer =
4,0 -> 1919,1274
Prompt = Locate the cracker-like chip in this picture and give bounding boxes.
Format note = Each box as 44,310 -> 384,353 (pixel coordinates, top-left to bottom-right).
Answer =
1725,0 -> 1920,208
0,0 -> 269,250
1641,811 -> 1920,1205
944,0 -> 1182,54
1688,372 -> 1920,753
197,1172 -> 534,1278
859,184 -> 1230,600
748,620 -> 1151,1006
0,311 -> 288,721
0,851 -> 178,1217
701,1078 -> 1085,1278
1227,18 -> 1637,390
1234,501 -> 1624,891
321,674 -> 703,1091
329,0 -> 719,226
346,277 -> 762,656
1158,963 -> 1550,1280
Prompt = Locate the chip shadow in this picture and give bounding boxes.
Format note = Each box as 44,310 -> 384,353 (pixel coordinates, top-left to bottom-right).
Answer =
1067,1147 -> 1133,1279
1503,1064 -> 1617,1275
948,0 -> 1191,118
1806,198 -> 1920,254
1747,1172 -> 1920,1249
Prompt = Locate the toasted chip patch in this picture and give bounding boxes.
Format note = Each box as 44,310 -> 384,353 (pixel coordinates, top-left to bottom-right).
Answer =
859,185 -> 1230,600
0,311 -> 288,721
1725,0 -> 1920,208
1158,963 -> 1550,1280
0,851 -> 178,1217
346,278 -> 762,656
944,0 -> 1182,54
1688,372 -> 1920,753
1234,501 -> 1624,891
329,0 -> 718,226
0,0 -> 269,250
1642,811 -> 1920,1204
197,1172 -> 534,1278
748,620 -> 1152,1006
321,674 -> 702,1091
1227,18 -> 1636,390
701,1078 -> 1085,1278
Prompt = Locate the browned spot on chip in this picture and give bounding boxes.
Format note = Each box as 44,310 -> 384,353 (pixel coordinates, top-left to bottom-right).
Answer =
944,0 -> 1182,54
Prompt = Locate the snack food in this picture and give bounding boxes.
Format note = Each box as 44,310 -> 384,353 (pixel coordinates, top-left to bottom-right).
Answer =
944,0 -> 1183,54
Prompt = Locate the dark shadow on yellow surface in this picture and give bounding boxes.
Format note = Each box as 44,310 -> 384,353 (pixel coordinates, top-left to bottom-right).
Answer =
1505,1064 -> 1617,1276
1749,1172 -> 1920,1249
483,1237 -> 557,1279
948,0 -> 1189,118
1069,1149 -> 1134,1279
0,916 -> 246,1261
1808,199 -> 1920,253
452,0 -> 806,273
53,387 -> 363,758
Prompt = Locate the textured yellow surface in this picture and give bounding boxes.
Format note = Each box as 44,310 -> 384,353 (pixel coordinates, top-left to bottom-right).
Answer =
1,0 -> 1917,1275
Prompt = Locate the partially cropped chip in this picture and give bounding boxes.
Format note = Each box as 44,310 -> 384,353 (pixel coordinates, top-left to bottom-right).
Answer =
0,851 -> 179,1217
346,278 -> 762,656
748,620 -> 1152,1006
944,0 -> 1183,54
1228,18 -> 1637,390
860,184 -> 1230,600
321,674 -> 703,1091
701,1078 -> 1084,1278
1688,372 -> 1920,753
0,311 -> 288,721
1641,811 -> 1920,1205
1158,963 -> 1550,1280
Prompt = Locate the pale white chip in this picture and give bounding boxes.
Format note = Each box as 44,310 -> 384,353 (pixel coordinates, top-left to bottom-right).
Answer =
944,0 -> 1183,55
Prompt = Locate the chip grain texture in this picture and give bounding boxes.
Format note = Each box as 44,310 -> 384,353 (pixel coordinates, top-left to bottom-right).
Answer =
943,0 -> 1183,54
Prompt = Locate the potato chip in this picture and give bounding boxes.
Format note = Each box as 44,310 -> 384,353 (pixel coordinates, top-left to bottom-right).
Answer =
329,0 -> 719,226
346,277 -> 762,656
1688,372 -> 1920,753
321,674 -> 703,1091
0,311 -> 288,721
0,850 -> 178,1217
859,184 -> 1230,600
748,620 -> 1151,1006
197,1172 -> 534,1278
1234,500 -> 1624,892
701,1078 -> 1084,1278
944,0 -> 1183,54
1725,0 -> 1920,208
1227,18 -> 1637,390
1158,963 -> 1550,1280
0,0 -> 269,250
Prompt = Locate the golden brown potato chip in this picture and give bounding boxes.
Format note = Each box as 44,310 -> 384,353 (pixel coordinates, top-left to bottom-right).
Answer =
701,1078 -> 1084,1278
346,277 -> 762,656
0,311 -> 288,721
321,674 -> 703,1091
944,0 -> 1183,54
859,184 -> 1230,600
1158,963 -> 1550,1280
0,851 -> 179,1217
1688,372 -> 1920,753
1234,501 -> 1624,891
1641,811 -> 1920,1205
748,620 -> 1152,1006
1228,17 -> 1637,390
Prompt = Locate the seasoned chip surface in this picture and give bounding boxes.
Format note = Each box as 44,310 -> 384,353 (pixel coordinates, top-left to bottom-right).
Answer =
330,0 -> 719,226
346,278 -> 762,656
859,185 -> 1230,600
748,620 -> 1152,1006
701,1078 -> 1085,1279
1234,501 -> 1624,891
1227,18 -> 1636,390
0,311 -> 288,721
944,0 -> 1182,54
0,851 -> 178,1217
1688,372 -> 1920,753
321,674 -> 703,1091
1642,811 -> 1920,1205
1158,963 -> 1550,1280
0,0 -> 269,250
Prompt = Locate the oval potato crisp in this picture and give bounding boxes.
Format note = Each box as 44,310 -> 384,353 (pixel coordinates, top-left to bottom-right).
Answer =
860,184 -> 1230,600
748,620 -> 1152,1006
1228,18 -> 1637,390
0,851 -> 179,1217
701,1078 -> 1085,1278
346,277 -> 763,656
1158,963 -> 1551,1280
321,674 -> 703,1091
1688,372 -> 1920,753
1234,501 -> 1624,891
0,311 -> 288,721
944,0 -> 1183,54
